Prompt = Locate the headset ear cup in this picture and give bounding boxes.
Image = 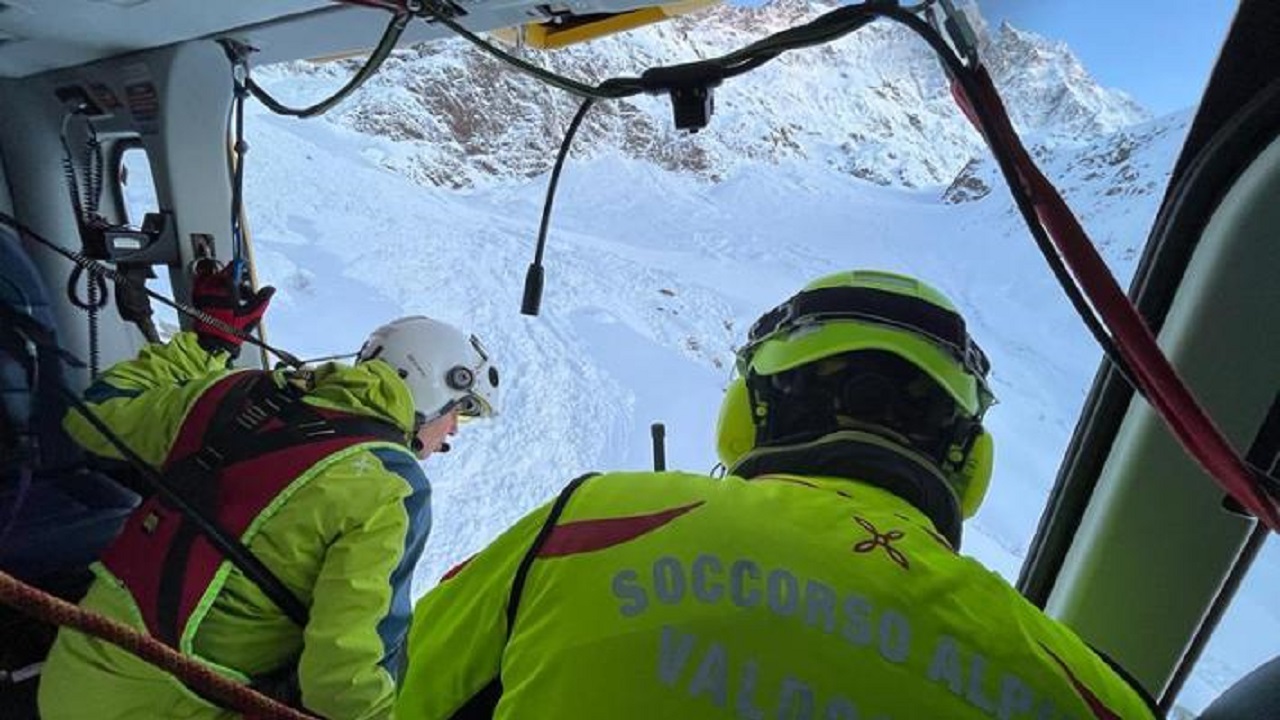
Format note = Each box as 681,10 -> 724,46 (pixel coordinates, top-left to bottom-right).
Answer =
957,429 -> 994,518
716,377 -> 756,468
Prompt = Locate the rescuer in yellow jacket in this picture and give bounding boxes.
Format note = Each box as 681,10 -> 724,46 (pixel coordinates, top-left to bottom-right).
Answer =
39,265 -> 501,719
395,269 -> 1160,720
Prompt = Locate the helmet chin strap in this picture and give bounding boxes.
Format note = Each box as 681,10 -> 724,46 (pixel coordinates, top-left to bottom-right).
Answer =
410,410 -> 428,454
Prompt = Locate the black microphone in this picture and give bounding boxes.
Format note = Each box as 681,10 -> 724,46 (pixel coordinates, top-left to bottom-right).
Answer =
521,263 -> 544,317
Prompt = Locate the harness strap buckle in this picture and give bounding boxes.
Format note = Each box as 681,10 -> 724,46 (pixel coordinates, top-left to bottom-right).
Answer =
193,447 -> 224,471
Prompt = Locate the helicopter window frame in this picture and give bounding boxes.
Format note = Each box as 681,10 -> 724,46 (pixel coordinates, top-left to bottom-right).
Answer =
111,139 -> 180,336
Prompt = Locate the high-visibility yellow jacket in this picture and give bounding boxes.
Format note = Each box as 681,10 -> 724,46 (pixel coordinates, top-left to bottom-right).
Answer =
39,332 -> 430,720
397,470 -> 1158,720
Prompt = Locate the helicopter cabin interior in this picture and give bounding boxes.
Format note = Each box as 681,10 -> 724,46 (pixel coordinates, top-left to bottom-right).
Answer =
0,0 -> 1278,717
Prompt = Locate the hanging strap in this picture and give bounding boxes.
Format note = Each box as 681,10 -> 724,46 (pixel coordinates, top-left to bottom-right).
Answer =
447,472 -> 598,720
504,473 -> 597,633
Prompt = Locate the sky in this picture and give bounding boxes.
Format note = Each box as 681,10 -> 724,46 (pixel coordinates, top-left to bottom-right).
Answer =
975,0 -> 1239,115
726,0 -> 1241,116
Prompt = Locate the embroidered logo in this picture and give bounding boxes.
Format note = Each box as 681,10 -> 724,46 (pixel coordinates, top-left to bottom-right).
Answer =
852,516 -> 909,570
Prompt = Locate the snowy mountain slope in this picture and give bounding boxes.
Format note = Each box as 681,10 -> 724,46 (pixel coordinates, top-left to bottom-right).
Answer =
978,20 -> 1150,139
241,76 -> 1176,582
241,99 -> 1276,712
255,0 -> 1147,191
945,109 -> 1192,261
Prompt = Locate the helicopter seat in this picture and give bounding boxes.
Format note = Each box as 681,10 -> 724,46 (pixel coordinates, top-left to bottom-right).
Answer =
0,226 -> 138,587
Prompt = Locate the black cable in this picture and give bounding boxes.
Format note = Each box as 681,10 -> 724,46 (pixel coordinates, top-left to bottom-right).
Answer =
60,112 -> 107,228
229,62 -> 250,297
428,0 -> 1140,391
66,264 -> 108,378
1,211 -> 304,368
522,98 -> 596,315
420,7 -> 642,99
84,122 -> 104,220
59,112 -> 110,377
294,352 -> 359,365
86,269 -> 101,378
719,53 -> 782,82
469,0 -> 1136,380
418,0 -> 877,99
242,12 -> 410,119
447,3 -> 889,315
232,84 -> 247,247
137,316 -> 160,345
718,5 -> 877,70
479,9 -> 875,316
59,114 -> 87,228
256,1 -> 1148,388
537,101 -> 597,245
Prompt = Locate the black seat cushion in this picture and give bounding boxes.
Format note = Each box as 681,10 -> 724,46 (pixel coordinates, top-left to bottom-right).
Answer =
1198,655 -> 1280,720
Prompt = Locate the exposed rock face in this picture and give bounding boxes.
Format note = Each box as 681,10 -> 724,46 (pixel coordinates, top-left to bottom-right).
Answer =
258,0 -> 1150,191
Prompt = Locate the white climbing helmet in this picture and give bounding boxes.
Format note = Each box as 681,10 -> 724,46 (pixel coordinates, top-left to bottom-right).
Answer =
356,316 -> 499,422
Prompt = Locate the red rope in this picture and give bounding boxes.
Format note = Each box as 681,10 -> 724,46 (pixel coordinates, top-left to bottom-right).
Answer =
0,571 -> 317,720
952,68 -> 1280,530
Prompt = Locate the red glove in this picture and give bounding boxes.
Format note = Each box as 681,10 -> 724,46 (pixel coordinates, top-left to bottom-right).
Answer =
191,262 -> 274,357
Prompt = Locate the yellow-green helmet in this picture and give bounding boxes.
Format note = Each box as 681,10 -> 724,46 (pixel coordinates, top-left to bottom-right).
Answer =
716,270 -> 996,518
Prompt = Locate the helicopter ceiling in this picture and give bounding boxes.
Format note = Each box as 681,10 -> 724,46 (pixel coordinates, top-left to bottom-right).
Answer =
0,0 -> 679,79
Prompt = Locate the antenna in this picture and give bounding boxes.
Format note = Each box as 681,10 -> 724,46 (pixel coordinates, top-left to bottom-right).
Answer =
651,423 -> 667,471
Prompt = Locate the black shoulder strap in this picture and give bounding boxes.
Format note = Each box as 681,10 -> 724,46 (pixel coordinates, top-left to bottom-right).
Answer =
504,472 -> 597,634
448,472 -> 598,720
